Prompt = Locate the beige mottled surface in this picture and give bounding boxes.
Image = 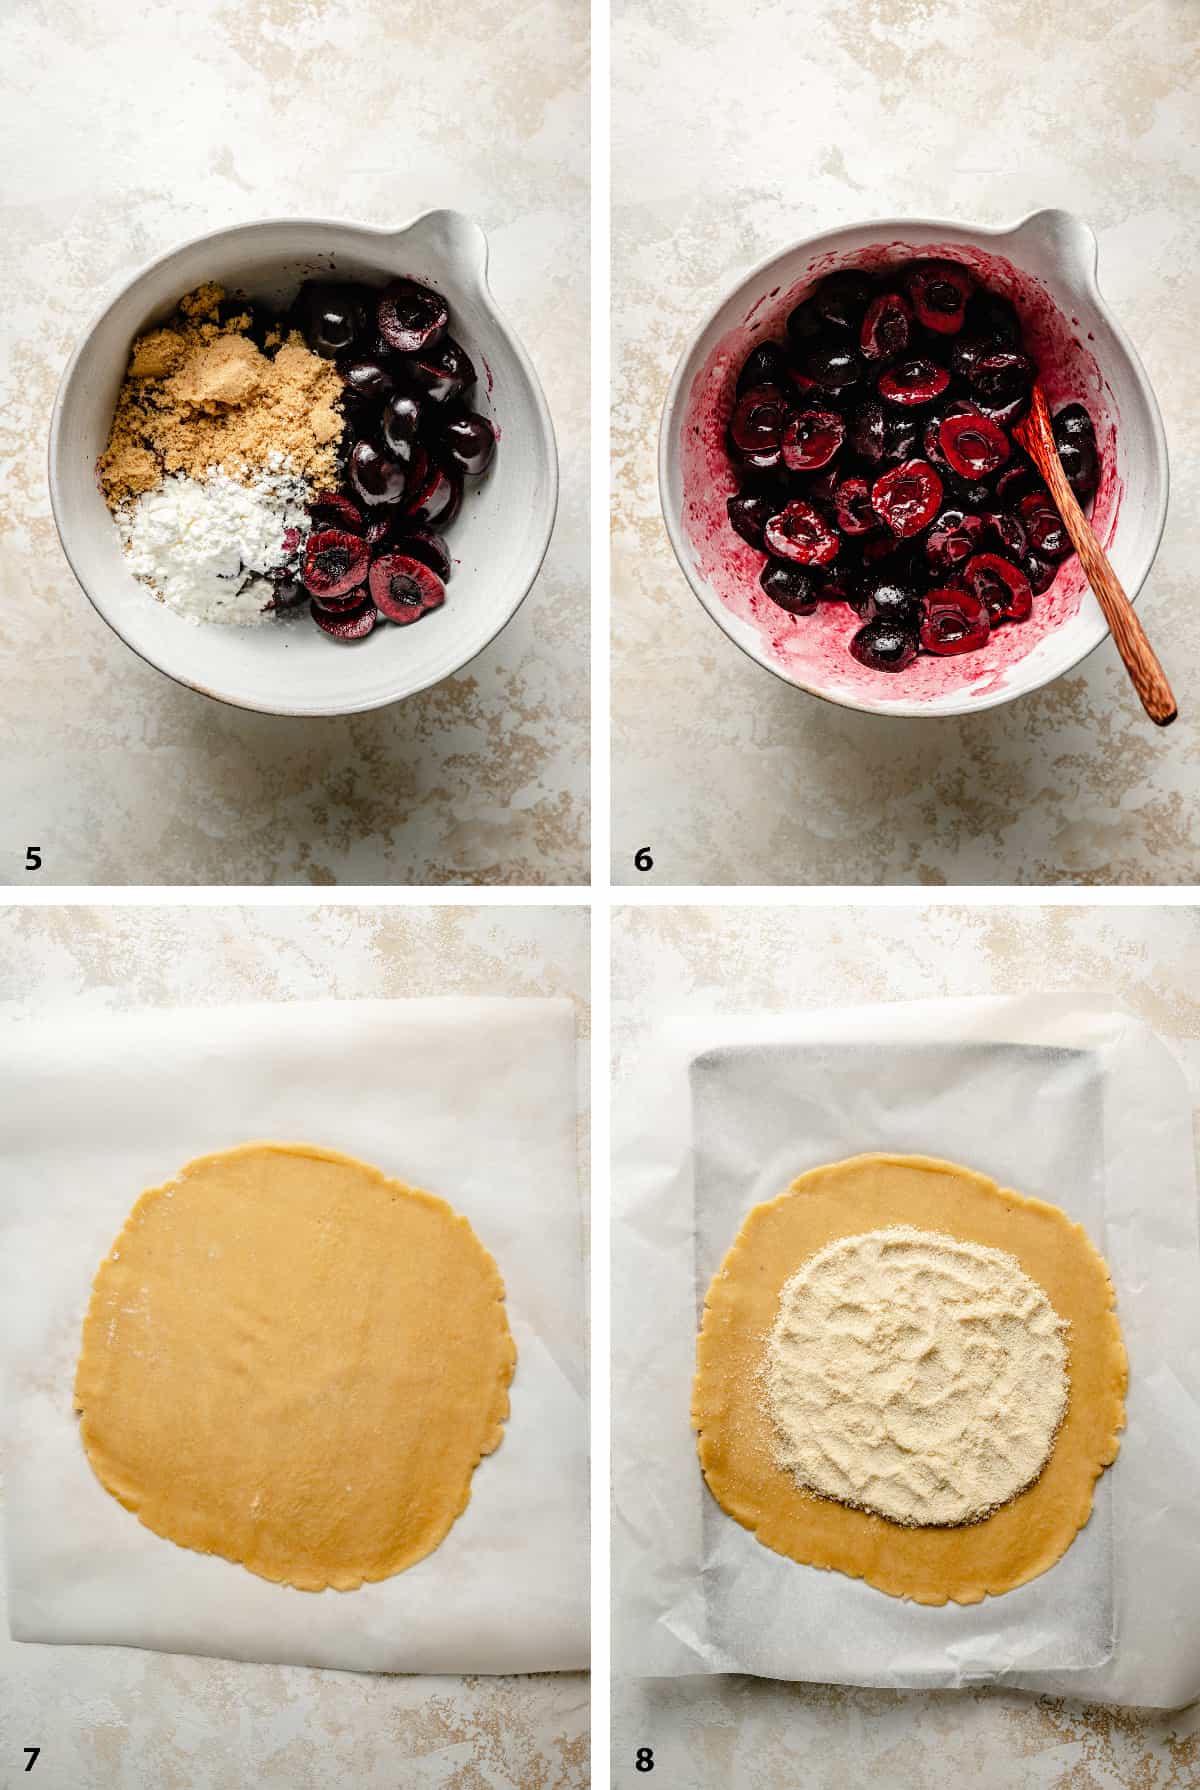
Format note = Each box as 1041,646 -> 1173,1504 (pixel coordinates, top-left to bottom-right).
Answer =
0,0 -> 588,887
0,904 -> 589,1790
611,901 -> 1200,1784
611,0 -> 1200,885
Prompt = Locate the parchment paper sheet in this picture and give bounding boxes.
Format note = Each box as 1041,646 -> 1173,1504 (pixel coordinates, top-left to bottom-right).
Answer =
612,995 -> 1200,1709
2,997 -> 588,1675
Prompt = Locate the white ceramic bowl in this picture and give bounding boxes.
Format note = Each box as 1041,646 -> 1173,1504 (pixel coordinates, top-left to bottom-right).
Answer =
49,211 -> 558,716
660,210 -> 1168,717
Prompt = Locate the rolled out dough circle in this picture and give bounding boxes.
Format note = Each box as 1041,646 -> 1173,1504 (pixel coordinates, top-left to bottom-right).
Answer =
75,1142 -> 517,1592
693,1153 -> 1127,1605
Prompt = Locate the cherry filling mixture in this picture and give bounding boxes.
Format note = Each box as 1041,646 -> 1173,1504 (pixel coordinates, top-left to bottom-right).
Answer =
723,261 -> 1099,674
268,278 -> 496,641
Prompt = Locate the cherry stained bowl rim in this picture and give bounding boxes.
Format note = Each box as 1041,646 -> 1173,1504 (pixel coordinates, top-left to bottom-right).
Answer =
658,209 -> 1169,720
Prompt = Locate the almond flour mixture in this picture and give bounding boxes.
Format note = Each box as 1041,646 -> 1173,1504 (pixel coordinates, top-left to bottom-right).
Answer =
762,1225 -> 1069,1526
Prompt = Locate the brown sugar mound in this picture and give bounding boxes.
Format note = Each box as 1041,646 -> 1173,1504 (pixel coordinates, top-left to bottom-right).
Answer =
100,283 -> 344,507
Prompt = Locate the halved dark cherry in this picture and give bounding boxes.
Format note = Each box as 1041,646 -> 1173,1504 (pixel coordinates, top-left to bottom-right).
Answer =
785,297 -> 824,352
877,357 -> 950,406
964,289 -> 1021,349
1056,437 -> 1098,504
884,413 -> 920,460
810,270 -> 875,333
406,334 -> 477,404
1053,402 -> 1092,440
390,528 -> 452,581
1053,402 -> 1098,481
760,561 -> 818,613
850,617 -> 918,672
1024,552 -> 1058,595
729,384 -> 790,466
377,278 -> 449,354
1018,493 -> 1072,559
822,568 -> 864,606
308,491 -> 365,534
805,343 -> 862,394
806,464 -> 840,509
300,528 -> 371,600
859,292 -> 912,361
763,500 -> 840,565
265,573 -> 306,613
727,492 -> 776,550
920,588 -> 991,655
296,282 -> 367,358
435,474 -> 463,529
949,477 -> 992,511
951,336 -> 987,381
871,459 -> 943,536
862,529 -> 905,563
938,409 -> 1010,479
382,392 -> 423,461
834,478 -> 877,535
849,399 -> 887,463
925,508 -> 985,575
970,351 -> 1033,422
341,359 -> 395,404
781,409 -> 844,471
995,462 -> 1041,506
785,368 -> 820,403
349,440 -> 407,507
737,342 -> 791,394
309,582 -> 370,615
963,552 -> 1032,623
861,577 -> 921,626
983,510 -> 1026,558
405,459 -> 461,527
904,260 -> 973,334
368,552 -> 446,625
441,412 -> 497,477
922,399 -> 977,473
310,596 -> 378,639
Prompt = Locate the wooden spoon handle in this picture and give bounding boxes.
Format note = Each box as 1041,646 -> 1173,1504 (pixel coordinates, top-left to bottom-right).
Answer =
1015,385 -> 1176,727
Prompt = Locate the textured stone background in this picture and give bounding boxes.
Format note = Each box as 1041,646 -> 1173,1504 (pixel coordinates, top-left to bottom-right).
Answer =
611,0 -> 1200,886
0,0 -> 588,887
0,903 -> 589,1789
611,901 -> 1200,1786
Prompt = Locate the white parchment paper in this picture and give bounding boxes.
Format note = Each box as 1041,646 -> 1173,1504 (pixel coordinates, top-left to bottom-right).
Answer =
1,997 -> 588,1675
612,995 -> 1200,1709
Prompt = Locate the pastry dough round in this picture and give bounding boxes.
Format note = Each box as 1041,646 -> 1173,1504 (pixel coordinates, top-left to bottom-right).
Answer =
75,1142 -> 516,1592
692,1153 -> 1127,1605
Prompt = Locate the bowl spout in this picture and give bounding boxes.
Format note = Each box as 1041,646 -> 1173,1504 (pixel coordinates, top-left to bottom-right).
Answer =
1008,209 -> 1098,285
392,209 -> 491,291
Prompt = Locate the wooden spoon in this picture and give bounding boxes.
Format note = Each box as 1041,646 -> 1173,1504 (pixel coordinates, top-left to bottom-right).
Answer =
1015,384 -> 1176,726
